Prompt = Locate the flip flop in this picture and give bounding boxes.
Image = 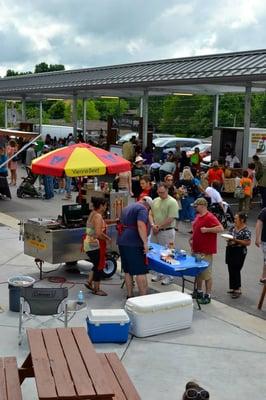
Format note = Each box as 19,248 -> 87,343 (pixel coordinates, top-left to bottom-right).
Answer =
92,290 -> 107,296
84,283 -> 94,291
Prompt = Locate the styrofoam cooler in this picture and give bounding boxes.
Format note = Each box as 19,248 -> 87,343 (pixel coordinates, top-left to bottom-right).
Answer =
86,309 -> 130,343
125,291 -> 193,337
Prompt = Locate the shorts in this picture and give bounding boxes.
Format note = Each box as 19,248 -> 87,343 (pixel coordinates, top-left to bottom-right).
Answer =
86,249 -> 103,282
195,254 -> 213,280
119,245 -> 148,276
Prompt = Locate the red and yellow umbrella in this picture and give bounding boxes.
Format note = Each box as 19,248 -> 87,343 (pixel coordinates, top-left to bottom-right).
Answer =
31,143 -> 131,177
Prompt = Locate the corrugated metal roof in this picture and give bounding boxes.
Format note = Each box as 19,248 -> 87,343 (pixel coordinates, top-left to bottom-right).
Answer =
1,49 -> 266,98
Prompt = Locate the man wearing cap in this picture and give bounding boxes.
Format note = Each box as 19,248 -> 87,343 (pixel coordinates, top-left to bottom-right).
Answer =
132,156 -> 146,198
117,196 -> 152,298
190,197 -> 223,304
149,182 -> 179,285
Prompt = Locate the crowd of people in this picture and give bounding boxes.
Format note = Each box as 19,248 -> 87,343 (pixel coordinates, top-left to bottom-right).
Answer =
1,131 -> 266,301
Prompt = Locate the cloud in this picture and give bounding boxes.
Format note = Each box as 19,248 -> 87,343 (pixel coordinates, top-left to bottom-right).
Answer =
0,0 -> 266,77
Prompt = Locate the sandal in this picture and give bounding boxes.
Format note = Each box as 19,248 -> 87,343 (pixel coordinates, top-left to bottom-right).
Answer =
92,290 -> 107,296
227,290 -> 234,294
84,282 -> 94,291
231,291 -> 241,299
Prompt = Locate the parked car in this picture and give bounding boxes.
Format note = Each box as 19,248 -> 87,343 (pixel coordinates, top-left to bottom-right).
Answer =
153,137 -> 203,160
116,132 -> 172,145
186,142 -> 212,159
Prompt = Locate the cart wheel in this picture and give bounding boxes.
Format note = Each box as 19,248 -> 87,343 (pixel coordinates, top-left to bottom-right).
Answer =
17,188 -> 24,198
102,254 -> 117,279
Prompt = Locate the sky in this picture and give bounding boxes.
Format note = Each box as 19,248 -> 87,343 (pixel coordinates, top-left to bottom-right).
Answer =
0,0 -> 266,77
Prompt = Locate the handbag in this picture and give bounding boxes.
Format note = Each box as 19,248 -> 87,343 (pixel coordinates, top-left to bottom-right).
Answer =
83,233 -> 99,252
234,186 -> 245,199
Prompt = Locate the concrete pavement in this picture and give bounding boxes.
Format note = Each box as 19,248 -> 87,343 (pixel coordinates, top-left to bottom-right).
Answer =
0,212 -> 265,399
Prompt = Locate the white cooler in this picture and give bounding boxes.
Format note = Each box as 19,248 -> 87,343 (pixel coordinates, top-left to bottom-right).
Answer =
125,291 -> 193,337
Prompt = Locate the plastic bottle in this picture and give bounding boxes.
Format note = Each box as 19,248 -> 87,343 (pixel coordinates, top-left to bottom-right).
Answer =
93,177 -> 98,190
77,290 -> 84,305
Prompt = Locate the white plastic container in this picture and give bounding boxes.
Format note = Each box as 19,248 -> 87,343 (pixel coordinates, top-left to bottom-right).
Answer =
87,309 -> 130,343
125,291 -> 193,337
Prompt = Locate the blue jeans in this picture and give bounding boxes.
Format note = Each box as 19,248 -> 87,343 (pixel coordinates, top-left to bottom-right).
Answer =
43,175 -> 54,199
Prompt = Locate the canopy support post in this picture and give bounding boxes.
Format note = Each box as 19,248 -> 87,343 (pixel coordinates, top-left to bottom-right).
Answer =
73,93 -> 78,141
21,98 -> 26,122
213,94 -> 219,128
82,98 -> 86,138
142,89 -> 149,150
243,85 -> 251,168
39,101 -> 43,136
4,101 -> 8,129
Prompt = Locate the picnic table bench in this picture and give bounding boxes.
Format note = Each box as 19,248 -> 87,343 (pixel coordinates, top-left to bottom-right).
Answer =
99,353 -> 141,400
0,357 -> 22,400
19,327 -> 141,400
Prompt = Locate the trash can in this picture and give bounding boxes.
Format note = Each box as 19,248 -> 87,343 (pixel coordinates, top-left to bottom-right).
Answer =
8,276 -> 35,312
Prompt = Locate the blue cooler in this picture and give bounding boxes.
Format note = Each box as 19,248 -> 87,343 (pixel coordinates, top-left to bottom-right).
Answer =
86,309 -> 130,343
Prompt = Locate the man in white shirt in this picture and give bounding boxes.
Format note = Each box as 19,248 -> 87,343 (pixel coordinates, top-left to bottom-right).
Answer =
205,181 -> 224,211
225,152 -> 240,168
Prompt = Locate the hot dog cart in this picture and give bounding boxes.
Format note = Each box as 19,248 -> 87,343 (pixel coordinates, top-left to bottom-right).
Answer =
22,190 -> 129,279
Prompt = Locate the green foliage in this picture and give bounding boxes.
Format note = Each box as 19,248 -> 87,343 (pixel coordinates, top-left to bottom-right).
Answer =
0,101 -> 4,126
252,93 -> 266,127
86,100 -> 100,120
48,101 -> 65,119
64,103 -> 72,123
6,69 -> 32,76
34,62 -> 65,73
94,98 -> 128,120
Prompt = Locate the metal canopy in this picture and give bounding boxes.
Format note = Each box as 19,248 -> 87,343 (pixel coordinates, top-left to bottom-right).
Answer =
1,48 -> 266,100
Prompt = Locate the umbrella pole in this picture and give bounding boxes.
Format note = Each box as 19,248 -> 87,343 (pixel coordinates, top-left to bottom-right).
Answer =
78,177 -> 82,203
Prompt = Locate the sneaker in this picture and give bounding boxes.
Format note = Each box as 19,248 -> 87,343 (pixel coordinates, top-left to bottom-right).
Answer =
198,294 -> 211,304
161,276 -> 174,285
191,290 -> 203,299
151,273 -> 163,282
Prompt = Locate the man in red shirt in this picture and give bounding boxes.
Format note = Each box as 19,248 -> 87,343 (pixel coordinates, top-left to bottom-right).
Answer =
190,197 -> 223,304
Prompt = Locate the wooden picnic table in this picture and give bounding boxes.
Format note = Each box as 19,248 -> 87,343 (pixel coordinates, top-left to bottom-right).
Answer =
19,327 -> 114,400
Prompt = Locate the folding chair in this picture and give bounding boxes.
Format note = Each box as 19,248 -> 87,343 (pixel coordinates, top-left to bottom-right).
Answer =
18,287 -> 68,345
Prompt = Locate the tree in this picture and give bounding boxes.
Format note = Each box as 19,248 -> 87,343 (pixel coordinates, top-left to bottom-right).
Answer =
48,101 -> 65,119
6,69 -> 32,76
86,100 -> 100,120
34,62 -> 65,73
94,98 -> 128,120
34,62 -> 50,73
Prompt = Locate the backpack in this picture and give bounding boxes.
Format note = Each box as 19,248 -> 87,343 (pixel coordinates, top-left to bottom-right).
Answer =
234,186 -> 245,199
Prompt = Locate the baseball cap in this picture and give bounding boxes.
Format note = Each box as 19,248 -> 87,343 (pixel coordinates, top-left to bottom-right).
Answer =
192,197 -> 208,207
135,156 -> 145,163
142,196 -> 153,208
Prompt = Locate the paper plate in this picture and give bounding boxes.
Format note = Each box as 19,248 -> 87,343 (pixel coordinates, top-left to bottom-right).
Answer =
221,233 -> 234,240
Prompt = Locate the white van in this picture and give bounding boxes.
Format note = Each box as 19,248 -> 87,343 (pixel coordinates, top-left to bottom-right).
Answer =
34,124 -> 82,140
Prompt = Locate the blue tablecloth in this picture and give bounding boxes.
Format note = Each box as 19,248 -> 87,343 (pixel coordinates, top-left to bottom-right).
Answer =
147,243 -> 208,277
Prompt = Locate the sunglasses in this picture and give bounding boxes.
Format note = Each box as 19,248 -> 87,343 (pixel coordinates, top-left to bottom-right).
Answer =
185,388 -> 209,399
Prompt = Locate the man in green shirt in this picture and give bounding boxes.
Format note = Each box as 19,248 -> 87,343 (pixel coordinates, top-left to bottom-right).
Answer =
149,182 -> 179,285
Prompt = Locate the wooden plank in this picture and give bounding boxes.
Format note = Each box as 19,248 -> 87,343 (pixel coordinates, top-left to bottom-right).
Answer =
0,359 -> 7,400
42,329 -> 76,399
27,329 -> 57,400
56,328 -> 96,398
105,353 -> 141,400
98,354 -> 126,400
4,357 -> 22,400
72,327 -> 114,398
258,283 -> 266,309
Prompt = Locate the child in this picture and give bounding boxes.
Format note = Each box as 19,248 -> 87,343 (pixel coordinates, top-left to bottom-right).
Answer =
239,170 -> 252,213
